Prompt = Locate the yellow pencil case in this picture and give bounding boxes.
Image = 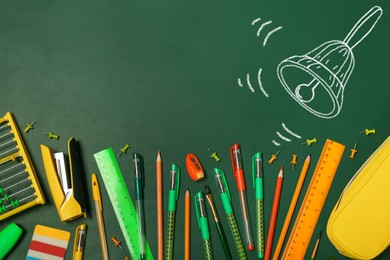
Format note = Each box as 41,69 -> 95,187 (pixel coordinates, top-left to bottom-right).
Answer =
327,136 -> 390,259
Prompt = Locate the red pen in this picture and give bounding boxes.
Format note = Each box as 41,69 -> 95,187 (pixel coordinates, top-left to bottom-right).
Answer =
230,144 -> 254,251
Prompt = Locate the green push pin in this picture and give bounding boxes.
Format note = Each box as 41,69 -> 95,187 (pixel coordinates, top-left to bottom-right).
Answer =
42,132 -> 60,140
117,144 -> 130,157
301,137 -> 317,146
208,148 -> 221,162
24,121 -> 37,133
359,128 -> 376,136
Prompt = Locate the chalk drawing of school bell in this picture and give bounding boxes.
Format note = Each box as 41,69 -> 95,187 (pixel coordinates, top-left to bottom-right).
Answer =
277,6 -> 382,119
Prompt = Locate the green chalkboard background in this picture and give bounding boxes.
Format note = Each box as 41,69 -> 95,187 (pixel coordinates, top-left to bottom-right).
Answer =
1,0 -> 389,259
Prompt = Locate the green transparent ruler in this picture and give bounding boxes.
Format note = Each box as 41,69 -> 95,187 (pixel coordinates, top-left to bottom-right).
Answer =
94,148 -> 154,260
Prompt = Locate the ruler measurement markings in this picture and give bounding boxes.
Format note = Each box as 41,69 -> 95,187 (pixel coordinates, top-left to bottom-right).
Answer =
282,139 -> 344,259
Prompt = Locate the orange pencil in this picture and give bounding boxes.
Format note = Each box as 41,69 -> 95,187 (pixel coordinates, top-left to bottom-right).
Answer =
264,166 -> 284,260
157,150 -> 163,260
184,189 -> 191,260
272,155 -> 310,260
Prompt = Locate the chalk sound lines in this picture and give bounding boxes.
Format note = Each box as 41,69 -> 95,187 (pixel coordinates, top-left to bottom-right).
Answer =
272,123 -> 302,146
251,18 -> 283,47
238,68 -> 269,97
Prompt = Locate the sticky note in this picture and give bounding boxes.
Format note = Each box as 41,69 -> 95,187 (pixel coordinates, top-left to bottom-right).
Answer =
26,225 -> 70,260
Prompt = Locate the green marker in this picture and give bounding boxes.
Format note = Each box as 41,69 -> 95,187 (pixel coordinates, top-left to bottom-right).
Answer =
252,152 -> 265,259
165,164 -> 180,260
0,223 -> 23,259
195,191 -> 214,260
214,168 -> 247,260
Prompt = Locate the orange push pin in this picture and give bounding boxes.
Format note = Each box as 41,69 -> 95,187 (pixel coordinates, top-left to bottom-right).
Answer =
111,236 -> 124,250
349,143 -> 358,159
301,137 -> 317,146
291,154 -> 298,170
268,151 -> 280,164
359,128 -> 376,136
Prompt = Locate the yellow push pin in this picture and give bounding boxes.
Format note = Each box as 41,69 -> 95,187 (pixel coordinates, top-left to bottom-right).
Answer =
24,121 -> 36,133
301,137 -> 317,146
359,128 -> 376,136
349,143 -> 358,159
117,144 -> 130,157
42,132 -> 60,140
208,148 -> 221,162
291,154 -> 298,171
111,236 -> 124,250
268,151 -> 280,164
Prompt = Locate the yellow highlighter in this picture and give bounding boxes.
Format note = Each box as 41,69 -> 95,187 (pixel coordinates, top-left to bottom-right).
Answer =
73,224 -> 87,260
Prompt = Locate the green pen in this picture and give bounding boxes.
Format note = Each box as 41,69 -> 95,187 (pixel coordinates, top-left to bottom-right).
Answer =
252,152 -> 265,259
133,153 -> 146,259
195,191 -> 214,260
214,168 -> 247,260
165,164 -> 180,260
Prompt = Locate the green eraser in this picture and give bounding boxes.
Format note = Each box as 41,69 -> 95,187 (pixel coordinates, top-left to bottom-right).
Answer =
0,223 -> 23,259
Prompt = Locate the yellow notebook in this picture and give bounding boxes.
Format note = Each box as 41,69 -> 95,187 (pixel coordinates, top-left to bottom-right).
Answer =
327,136 -> 390,259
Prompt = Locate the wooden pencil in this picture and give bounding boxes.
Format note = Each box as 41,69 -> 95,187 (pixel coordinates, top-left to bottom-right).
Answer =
264,166 -> 284,260
157,149 -> 163,260
184,189 -> 191,260
272,155 -> 310,260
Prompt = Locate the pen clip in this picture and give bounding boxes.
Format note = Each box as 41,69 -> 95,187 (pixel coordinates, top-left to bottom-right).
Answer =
214,168 -> 231,202
194,191 -> 205,228
252,152 -> 262,189
133,153 -> 145,188
230,144 -> 243,181
171,164 -> 180,201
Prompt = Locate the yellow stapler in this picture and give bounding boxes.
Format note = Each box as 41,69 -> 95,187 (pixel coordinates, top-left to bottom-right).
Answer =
40,137 -> 87,221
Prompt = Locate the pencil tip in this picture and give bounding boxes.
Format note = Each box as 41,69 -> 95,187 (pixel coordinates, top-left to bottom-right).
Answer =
279,165 -> 284,177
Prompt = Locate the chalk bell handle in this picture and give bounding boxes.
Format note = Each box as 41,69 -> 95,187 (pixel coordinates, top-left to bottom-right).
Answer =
343,6 -> 383,50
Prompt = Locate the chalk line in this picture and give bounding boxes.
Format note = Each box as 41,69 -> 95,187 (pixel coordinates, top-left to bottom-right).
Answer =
257,68 -> 269,97
282,123 -> 302,139
263,26 -> 283,47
